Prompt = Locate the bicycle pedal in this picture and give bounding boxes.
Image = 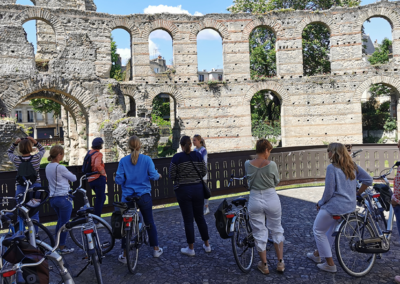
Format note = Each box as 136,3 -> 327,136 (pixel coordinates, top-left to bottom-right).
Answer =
101,241 -> 110,248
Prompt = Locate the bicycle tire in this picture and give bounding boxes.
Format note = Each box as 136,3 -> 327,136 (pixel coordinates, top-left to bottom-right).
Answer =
126,219 -> 139,275
15,220 -> 55,249
91,251 -> 103,284
335,216 -> 377,277
69,215 -> 115,254
231,216 -> 254,273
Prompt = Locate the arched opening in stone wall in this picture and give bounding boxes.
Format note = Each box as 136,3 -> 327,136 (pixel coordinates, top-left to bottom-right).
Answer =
362,18 -> 392,65
124,96 -> 136,117
16,0 -> 34,5
151,94 -> 179,157
248,26 -> 276,79
302,23 -> 331,76
111,28 -> 131,81
197,29 -> 223,82
149,30 -> 173,75
362,83 -> 399,144
22,19 -> 57,72
250,90 -> 282,147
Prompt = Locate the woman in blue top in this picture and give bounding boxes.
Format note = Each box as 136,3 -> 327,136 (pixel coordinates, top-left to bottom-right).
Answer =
115,136 -> 163,263
193,134 -> 209,215
307,143 -> 372,273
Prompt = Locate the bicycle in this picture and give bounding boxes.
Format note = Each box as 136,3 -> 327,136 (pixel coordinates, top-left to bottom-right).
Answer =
68,173 -> 115,255
333,162 -> 397,277
114,195 -> 149,275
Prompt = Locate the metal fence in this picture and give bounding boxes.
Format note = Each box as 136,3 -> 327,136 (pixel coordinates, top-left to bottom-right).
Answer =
0,144 -> 398,222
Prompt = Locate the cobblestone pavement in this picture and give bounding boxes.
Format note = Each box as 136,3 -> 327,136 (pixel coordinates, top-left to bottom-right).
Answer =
58,187 -> 400,284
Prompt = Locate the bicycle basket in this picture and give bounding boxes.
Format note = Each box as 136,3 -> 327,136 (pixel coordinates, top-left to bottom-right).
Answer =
19,187 -> 50,219
373,184 -> 393,211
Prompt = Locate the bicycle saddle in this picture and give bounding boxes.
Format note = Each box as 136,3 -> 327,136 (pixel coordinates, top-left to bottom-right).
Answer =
2,234 -> 27,247
231,198 -> 247,207
126,195 -> 141,202
77,207 -> 95,217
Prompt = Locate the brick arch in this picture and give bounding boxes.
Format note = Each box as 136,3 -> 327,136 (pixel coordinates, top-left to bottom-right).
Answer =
356,8 -> 400,30
295,14 -> 338,35
142,20 -> 179,40
243,81 -> 289,105
108,18 -> 141,38
0,76 -> 93,118
18,7 -> 67,51
146,86 -> 184,108
353,76 -> 400,103
189,19 -> 230,41
241,18 -> 281,40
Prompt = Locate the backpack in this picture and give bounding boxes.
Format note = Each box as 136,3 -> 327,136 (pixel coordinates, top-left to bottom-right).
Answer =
111,210 -> 125,239
16,156 -> 37,186
214,199 -> 232,239
373,184 -> 393,211
82,151 -> 96,174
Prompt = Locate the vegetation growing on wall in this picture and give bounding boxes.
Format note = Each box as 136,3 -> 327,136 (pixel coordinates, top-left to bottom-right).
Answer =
368,38 -> 392,65
110,36 -> 124,81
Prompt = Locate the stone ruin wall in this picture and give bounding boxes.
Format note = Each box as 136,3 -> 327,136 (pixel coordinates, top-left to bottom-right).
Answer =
1,0 -> 400,165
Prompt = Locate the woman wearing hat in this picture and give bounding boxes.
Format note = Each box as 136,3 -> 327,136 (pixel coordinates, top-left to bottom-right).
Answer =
88,137 -> 107,218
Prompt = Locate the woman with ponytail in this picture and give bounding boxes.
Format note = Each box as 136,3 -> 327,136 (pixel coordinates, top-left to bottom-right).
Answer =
170,136 -> 211,256
115,136 -> 163,263
307,143 -> 372,273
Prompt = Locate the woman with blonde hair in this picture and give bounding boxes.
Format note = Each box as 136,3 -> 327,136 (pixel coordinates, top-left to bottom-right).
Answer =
307,143 -> 372,272
115,136 -> 163,263
45,145 -> 77,254
193,134 -> 210,215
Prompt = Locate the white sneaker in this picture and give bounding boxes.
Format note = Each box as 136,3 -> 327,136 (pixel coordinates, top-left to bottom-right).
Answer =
96,223 -> 104,229
180,247 -> 195,256
317,262 -> 337,273
204,207 -> 210,215
307,252 -> 321,263
153,248 -> 163,258
118,253 -> 127,264
203,244 -> 211,253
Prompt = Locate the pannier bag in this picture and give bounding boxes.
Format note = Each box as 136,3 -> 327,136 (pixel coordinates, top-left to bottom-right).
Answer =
373,184 -> 393,211
2,240 -> 49,284
214,199 -> 232,239
111,210 -> 125,239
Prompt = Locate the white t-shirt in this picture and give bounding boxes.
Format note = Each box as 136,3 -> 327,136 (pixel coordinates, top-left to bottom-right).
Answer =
45,163 -> 77,197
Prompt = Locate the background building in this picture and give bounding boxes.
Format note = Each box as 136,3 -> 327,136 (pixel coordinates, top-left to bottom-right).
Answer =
198,68 -> 223,82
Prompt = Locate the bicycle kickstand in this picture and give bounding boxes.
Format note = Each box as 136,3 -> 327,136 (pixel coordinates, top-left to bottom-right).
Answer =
75,261 -> 91,278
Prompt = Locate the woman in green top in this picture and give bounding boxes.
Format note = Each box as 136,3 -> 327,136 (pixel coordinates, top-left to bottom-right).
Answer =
245,139 -> 285,275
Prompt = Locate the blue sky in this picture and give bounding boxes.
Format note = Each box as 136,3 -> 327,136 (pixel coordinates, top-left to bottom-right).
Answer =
17,0 -> 392,70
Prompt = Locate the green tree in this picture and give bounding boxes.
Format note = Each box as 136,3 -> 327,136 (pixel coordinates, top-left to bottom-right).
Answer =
30,99 -> 61,118
368,38 -> 392,65
151,96 -> 171,118
110,36 -> 124,81
249,27 -> 276,78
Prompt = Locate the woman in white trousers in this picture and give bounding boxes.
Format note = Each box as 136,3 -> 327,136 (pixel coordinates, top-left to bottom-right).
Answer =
245,139 -> 285,275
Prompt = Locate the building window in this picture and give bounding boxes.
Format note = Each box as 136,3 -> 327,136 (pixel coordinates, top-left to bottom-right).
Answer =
27,110 -> 34,122
154,68 -> 159,73
36,112 -> 43,121
199,75 -> 204,82
16,110 -> 22,122
218,74 -> 223,81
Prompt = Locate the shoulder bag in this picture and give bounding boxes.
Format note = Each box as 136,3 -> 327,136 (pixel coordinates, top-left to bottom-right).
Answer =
188,154 -> 211,199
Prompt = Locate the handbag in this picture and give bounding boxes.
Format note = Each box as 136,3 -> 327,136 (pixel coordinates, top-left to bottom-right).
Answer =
188,154 -> 211,199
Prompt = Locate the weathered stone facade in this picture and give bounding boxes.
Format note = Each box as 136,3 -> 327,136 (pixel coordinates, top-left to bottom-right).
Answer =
0,120 -> 27,171
1,0 -> 400,164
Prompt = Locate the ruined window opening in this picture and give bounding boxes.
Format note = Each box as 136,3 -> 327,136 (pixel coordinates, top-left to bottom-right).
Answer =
149,30 -> 173,75
16,0 -> 34,5
302,23 -> 331,76
362,18 -> 392,65
197,29 -> 223,82
250,90 -> 282,147
249,26 -> 276,79
111,28 -> 132,81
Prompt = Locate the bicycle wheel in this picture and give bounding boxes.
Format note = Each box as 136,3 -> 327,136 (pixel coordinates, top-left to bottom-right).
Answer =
231,216 -> 254,273
69,215 -> 115,254
15,220 -> 55,249
126,219 -> 139,275
335,216 -> 377,277
91,251 -> 103,284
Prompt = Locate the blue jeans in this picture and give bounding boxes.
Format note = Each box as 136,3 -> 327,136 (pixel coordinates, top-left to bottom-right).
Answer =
175,183 -> 209,244
16,183 -> 41,231
394,205 -> 400,237
89,176 -> 106,217
50,196 -> 73,247
120,193 -> 159,248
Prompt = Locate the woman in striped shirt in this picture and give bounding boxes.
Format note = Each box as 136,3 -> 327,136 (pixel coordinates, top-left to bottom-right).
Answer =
170,136 -> 211,256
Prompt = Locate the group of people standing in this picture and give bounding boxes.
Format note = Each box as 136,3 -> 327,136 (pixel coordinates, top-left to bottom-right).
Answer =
6,135 -> 400,282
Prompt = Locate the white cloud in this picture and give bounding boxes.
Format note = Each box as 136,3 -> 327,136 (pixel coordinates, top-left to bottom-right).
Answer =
149,29 -> 172,40
116,48 -> 130,66
197,29 -> 222,40
149,39 -> 161,58
144,5 -> 203,16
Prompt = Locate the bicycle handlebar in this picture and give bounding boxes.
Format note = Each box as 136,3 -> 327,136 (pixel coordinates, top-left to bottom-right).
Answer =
228,175 -> 247,187
351,149 -> 363,158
